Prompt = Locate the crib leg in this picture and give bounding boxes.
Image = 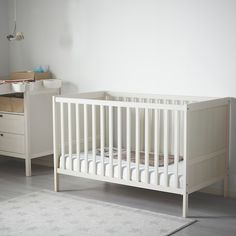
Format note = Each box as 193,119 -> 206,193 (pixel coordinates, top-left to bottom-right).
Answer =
182,193 -> 188,218
25,158 -> 31,177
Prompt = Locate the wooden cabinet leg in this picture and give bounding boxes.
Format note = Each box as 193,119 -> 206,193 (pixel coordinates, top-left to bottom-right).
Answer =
25,158 -> 31,177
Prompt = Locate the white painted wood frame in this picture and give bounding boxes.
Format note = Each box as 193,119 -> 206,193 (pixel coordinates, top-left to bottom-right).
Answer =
53,91 -> 231,218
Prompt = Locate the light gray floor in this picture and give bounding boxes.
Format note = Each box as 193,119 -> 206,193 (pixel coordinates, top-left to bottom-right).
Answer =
0,158 -> 236,236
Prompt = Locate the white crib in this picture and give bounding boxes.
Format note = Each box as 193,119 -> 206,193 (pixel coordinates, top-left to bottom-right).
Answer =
52,91 -> 230,217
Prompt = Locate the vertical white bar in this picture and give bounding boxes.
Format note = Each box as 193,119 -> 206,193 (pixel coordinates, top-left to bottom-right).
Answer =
92,105 -> 96,175
145,108 -> 149,184
60,102 -> 65,169
68,103 -> 72,170
183,110 -> 189,217
154,109 -> 160,185
164,109 -> 169,187
24,89 -> 31,176
224,102 -> 230,197
135,108 -> 140,182
100,106 -> 105,176
109,106 -> 113,177
140,99 -> 145,152
53,97 -> 58,191
174,110 -> 179,188
84,104 -> 88,173
169,100 -> 173,156
76,104 -> 80,172
105,105 -> 109,147
127,107 -> 131,181
117,106 -> 122,179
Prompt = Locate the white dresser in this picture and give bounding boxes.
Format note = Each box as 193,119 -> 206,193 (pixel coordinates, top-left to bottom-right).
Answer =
0,80 -> 60,176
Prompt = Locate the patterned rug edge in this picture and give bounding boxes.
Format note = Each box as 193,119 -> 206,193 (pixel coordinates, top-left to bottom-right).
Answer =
0,189 -> 197,235
45,190 -> 194,222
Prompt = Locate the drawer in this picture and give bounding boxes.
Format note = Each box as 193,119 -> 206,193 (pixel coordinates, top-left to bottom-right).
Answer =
0,133 -> 25,154
0,113 -> 24,134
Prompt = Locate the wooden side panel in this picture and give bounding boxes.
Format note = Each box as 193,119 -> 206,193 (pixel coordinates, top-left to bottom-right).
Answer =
187,105 -> 229,192
188,106 -> 228,159
28,91 -> 59,157
188,154 -> 225,192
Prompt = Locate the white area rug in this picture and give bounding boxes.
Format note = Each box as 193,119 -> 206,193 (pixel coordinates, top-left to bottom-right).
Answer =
0,190 -> 195,236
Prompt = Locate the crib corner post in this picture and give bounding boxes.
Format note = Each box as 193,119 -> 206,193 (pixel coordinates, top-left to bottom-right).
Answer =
182,107 -> 189,218
53,96 -> 59,192
182,192 -> 189,218
224,99 -> 231,198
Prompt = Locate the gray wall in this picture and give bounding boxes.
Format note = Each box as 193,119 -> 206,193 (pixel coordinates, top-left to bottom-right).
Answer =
7,0 -> 236,196
0,0 -> 9,77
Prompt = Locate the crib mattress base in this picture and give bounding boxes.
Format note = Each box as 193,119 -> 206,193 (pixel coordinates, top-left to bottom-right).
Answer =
59,153 -> 183,189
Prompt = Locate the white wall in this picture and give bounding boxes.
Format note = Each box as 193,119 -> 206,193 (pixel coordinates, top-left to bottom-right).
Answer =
0,0 -> 9,78
7,0 -> 236,195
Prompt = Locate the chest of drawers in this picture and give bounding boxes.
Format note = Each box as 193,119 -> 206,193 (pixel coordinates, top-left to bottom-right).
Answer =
0,81 -> 60,176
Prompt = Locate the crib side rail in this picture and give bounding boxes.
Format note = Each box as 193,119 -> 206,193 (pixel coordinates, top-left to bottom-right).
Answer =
186,98 -> 230,194
55,96 -> 187,111
53,95 -> 188,194
107,91 -> 216,103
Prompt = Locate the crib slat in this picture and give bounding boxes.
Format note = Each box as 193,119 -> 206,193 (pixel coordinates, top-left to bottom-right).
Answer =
109,106 -> 113,177
126,107 -> 131,181
164,109 -> 169,187
174,110 -> 179,188
154,109 -> 160,185
140,100 -> 145,151
60,103 -> 65,169
100,106 -> 105,176
92,105 -> 96,175
117,106 -> 122,179
168,101 -> 173,158
135,108 -> 140,182
145,108 -> 149,184
84,104 -> 88,173
68,103 -> 72,170
75,104 -> 80,172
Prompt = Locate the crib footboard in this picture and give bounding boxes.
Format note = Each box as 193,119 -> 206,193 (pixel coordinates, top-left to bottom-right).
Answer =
186,98 -> 230,196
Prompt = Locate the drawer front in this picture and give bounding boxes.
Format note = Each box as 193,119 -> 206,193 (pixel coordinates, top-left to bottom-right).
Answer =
0,133 -> 25,154
0,113 -> 24,134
